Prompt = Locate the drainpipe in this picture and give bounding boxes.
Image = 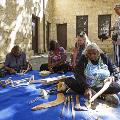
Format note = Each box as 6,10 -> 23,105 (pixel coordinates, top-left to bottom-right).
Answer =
43,0 -> 46,52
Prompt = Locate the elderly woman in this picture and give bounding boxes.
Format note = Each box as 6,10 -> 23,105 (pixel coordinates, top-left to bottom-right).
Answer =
40,40 -> 70,73
111,4 -> 120,71
4,45 -> 32,74
65,43 -> 120,105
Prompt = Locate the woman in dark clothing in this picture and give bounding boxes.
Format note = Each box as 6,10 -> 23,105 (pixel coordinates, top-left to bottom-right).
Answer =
40,40 -> 70,73
4,45 -> 32,74
65,43 -> 120,105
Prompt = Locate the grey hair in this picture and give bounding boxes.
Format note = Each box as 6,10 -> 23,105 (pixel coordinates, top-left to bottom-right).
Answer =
82,42 -> 103,56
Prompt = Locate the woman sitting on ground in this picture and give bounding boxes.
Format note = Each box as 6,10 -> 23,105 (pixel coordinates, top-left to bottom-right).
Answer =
40,40 -> 70,73
4,45 -> 32,74
65,43 -> 120,105
71,32 -> 86,68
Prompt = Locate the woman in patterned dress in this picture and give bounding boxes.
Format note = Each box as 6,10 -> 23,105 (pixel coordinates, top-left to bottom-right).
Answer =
40,40 -> 70,73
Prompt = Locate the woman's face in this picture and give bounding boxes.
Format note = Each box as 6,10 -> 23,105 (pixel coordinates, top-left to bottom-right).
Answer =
115,8 -> 120,16
77,36 -> 85,45
86,49 -> 99,61
13,49 -> 21,57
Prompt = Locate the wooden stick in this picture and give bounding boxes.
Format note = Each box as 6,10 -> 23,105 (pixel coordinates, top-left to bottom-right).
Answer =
32,93 -> 65,110
71,96 -> 75,120
89,78 -> 112,103
74,95 -> 81,111
22,63 -> 31,74
60,97 -> 67,118
30,76 -> 67,85
85,78 -> 112,108
29,75 -> 35,83
67,96 -> 71,114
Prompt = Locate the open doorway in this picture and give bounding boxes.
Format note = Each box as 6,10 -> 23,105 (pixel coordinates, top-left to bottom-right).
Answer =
46,22 -> 51,51
32,14 -> 40,54
57,23 -> 67,49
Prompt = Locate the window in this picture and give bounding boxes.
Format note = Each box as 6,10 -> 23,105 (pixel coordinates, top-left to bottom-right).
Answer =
98,14 -> 111,40
76,15 -> 88,36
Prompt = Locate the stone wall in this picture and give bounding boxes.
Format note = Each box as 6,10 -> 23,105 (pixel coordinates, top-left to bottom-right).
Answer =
0,0 -> 120,61
0,0 -> 41,61
39,0 -> 53,53
50,0 -> 120,53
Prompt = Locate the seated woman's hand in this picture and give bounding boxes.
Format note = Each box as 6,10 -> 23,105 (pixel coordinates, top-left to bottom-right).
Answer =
84,88 -> 92,100
48,66 -> 54,73
104,76 -> 115,83
10,68 -> 17,74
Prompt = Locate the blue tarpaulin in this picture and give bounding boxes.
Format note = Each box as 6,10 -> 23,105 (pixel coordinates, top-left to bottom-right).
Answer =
0,70 -> 120,120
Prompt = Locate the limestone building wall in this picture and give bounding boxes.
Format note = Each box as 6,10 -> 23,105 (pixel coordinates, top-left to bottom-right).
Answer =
0,0 -> 120,61
39,0 -> 53,52
50,0 -> 120,53
0,0 -> 41,61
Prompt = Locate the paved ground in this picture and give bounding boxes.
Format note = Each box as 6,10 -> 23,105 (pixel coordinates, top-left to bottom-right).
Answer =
29,53 -> 71,70
29,55 -> 48,70
29,52 -> 114,70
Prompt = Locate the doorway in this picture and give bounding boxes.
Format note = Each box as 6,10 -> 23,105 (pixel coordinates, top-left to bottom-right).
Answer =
32,14 -> 40,54
57,23 -> 67,49
46,22 -> 51,51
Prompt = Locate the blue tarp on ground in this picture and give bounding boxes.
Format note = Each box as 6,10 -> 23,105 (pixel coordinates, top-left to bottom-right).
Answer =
0,70 -> 120,120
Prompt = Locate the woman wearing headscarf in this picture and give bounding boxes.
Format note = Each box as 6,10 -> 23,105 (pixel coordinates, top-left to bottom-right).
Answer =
40,40 -> 70,73
65,43 -> 120,105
